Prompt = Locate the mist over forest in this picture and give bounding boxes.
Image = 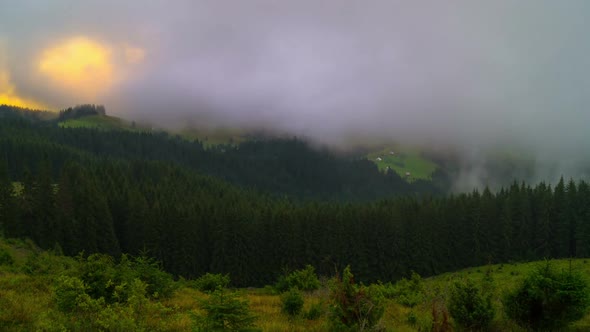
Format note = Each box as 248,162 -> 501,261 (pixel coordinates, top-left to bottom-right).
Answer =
4,2 -> 590,330
2,1 -> 590,189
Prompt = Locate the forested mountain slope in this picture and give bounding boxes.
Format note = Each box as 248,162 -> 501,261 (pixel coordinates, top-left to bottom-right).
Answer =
1,105 -> 590,288
0,105 -> 442,202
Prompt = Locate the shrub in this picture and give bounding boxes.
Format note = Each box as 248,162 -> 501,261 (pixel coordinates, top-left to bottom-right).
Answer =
281,288 -> 304,317
304,302 -> 323,320
377,271 -> 423,307
448,279 -> 494,330
54,275 -> 87,312
0,247 -> 14,266
122,255 -> 176,299
328,266 -> 384,331
57,276 -> 174,331
197,289 -> 258,331
75,253 -> 118,303
275,265 -> 321,292
73,253 -> 176,304
504,262 -> 590,331
22,250 -> 72,276
192,272 -> 231,293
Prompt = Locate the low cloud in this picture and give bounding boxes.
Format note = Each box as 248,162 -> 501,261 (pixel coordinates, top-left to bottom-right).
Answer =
1,1 -> 590,185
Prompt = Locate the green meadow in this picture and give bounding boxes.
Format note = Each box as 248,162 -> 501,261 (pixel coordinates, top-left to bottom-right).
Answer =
1,237 -> 588,331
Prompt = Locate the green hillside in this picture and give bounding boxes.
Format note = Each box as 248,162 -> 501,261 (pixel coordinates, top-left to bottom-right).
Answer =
58,114 -> 142,131
57,113 -> 249,147
55,111 -> 444,180
366,145 -> 438,180
419,259 -> 590,331
0,238 -> 588,331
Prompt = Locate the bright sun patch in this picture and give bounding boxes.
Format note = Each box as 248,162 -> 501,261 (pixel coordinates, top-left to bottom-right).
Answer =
38,37 -> 114,98
0,70 -> 47,109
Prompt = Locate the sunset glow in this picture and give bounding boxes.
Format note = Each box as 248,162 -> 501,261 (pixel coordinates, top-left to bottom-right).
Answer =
38,37 -> 115,99
0,70 -> 47,109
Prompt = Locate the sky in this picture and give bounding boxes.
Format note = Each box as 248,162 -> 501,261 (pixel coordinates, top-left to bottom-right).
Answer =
1,1 -> 590,184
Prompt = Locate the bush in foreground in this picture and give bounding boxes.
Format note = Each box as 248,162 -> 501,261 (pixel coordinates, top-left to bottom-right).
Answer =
197,288 -> 258,331
275,264 -> 321,292
281,288 -> 304,317
504,262 -> 590,331
329,266 -> 384,331
377,271 -> 424,307
448,279 -> 494,330
192,272 -> 231,293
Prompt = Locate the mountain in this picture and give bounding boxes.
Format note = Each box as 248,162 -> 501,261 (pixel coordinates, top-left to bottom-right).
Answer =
0,104 -> 444,201
4,104 -> 590,290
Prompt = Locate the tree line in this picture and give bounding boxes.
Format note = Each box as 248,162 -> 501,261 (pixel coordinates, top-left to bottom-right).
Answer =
2,153 -> 589,287
1,105 -> 590,287
0,105 -> 442,202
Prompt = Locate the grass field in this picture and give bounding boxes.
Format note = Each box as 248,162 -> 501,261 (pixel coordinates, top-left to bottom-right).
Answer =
57,114 -> 247,148
1,236 -> 589,331
164,260 -> 590,331
58,115 -> 145,132
366,145 -> 438,181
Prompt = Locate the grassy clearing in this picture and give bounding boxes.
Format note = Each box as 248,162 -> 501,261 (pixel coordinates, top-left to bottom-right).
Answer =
58,115 -> 145,132
57,114 -> 245,147
422,259 -> 590,331
166,259 -> 590,331
366,145 -> 438,181
0,238 -> 589,331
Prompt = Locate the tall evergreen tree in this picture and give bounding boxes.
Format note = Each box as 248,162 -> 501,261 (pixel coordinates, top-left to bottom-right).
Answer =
0,159 -> 17,236
553,178 -> 569,257
33,156 -> 58,248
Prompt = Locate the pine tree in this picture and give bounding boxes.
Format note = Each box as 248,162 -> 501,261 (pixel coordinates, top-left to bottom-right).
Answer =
566,179 -> 579,257
19,167 -> 36,239
33,156 -> 58,248
56,162 -> 78,255
576,181 -> 590,257
0,159 -> 17,236
553,178 -> 569,257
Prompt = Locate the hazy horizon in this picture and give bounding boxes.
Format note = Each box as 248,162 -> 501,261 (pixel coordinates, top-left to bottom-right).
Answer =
2,1 -> 590,187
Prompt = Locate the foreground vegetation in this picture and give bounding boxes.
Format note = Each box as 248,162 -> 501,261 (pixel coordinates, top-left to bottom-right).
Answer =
0,238 -> 588,331
3,105 -> 590,330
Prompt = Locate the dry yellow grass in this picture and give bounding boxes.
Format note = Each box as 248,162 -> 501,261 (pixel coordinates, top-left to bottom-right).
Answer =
164,288 -> 331,331
2,248 -> 590,332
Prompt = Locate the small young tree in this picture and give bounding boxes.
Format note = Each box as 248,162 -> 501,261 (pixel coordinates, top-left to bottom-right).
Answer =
386,271 -> 424,307
281,288 -> 304,317
329,266 -> 384,331
504,263 -> 590,331
275,265 -> 321,292
192,272 -> 231,293
448,279 -> 494,330
198,289 -> 258,331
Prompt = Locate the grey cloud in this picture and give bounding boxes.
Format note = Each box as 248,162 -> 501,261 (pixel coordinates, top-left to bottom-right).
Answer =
2,0 -> 590,186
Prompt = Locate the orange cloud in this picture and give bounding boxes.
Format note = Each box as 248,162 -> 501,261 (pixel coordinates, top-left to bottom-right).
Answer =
0,70 -> 48,109
124,45 -> 146,64
38,37 -> 115,100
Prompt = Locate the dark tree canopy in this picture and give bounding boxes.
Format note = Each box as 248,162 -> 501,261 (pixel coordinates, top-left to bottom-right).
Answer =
2,105 -> 590,287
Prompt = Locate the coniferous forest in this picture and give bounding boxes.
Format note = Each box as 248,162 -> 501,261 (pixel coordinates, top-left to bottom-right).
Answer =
1,105 -> 589,288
